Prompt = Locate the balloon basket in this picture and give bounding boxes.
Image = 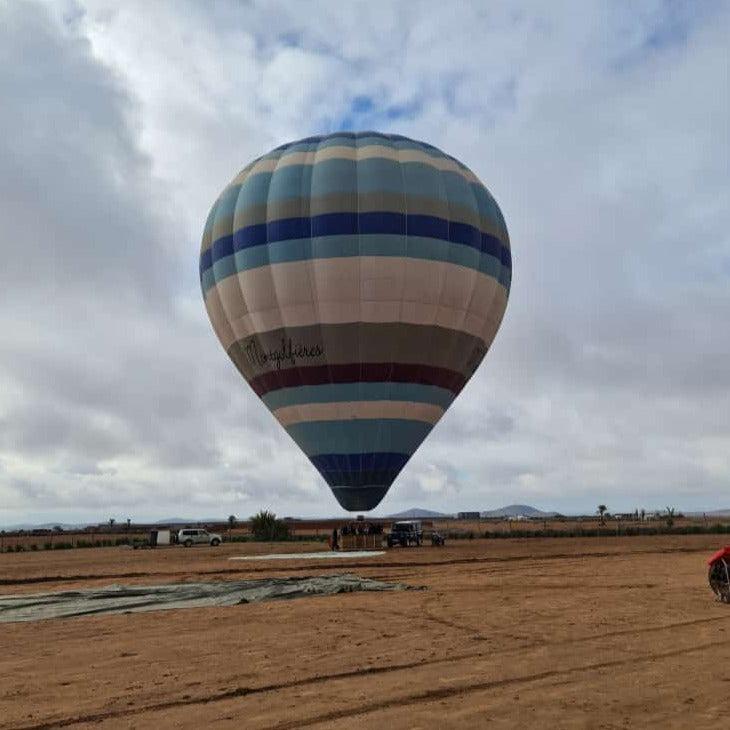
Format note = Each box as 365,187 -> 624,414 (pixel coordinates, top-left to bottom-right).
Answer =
339,533 -> 383,551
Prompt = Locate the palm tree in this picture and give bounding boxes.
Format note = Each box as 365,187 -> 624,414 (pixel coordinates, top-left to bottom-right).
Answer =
250,510 -> 289,541
597,505 -> 607,526
665,506 -> 675,529
228,514 -> 237,541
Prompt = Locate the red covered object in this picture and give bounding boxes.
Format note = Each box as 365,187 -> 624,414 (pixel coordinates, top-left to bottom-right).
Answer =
707,547 -> 730,566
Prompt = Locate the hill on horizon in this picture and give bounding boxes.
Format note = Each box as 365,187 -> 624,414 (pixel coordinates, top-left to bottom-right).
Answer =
387,505 -> 559,520
481,504 -> 560,518
387,507 -> 449,519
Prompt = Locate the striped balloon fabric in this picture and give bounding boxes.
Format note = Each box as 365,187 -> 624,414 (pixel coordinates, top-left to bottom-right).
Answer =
200,131 -> 512,511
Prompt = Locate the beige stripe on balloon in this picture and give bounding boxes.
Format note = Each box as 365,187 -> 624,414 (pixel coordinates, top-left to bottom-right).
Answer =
206,257 -> 507,349
205,257 -> 507,350
273,401 -> 445,428
203,284 -> 235,348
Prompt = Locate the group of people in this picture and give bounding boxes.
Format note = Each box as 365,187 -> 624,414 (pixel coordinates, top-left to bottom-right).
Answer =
329,521 -> 383,550
340,521 -> 382,536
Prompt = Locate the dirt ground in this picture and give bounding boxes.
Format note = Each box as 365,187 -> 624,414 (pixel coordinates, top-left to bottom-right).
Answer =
1,534 -> 729,729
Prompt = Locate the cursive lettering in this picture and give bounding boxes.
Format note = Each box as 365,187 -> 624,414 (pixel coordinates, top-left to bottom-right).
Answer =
245,337 -> 325,371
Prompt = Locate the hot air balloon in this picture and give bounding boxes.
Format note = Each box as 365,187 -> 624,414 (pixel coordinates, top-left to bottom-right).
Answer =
200,131 -> 511,511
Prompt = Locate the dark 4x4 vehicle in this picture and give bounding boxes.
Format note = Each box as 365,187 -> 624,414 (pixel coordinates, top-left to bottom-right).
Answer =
387,520 -> 424,547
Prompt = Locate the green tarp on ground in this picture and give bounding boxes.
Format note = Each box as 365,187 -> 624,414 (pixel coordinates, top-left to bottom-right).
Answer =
0,573 -> 422,623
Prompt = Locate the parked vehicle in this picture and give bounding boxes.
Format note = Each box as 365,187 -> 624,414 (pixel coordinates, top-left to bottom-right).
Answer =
149,529 -> 172,547
177,528 -> 222,547
386,520 -> 423,547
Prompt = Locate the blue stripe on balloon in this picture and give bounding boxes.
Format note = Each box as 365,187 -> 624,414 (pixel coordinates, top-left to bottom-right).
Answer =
353,157 -> 403,194
210,185 -> 243,226
359,211 -> 405,235
231,245 -> 272,272
325,470 -> 396,487
202,197 -> 220,240
310,452 -> 411,473
204,178 -> 500,245
211,253 -> 238,285
262,382 -> 455,411
233,222 -> 267,250
267,217 -> 311,241
309,211 -> 357,237
200,266 -> 215,294
200,233 -> 507,293
407,214 -> 448,239
211,232 -> 234,262
285,419 -> 433,456
310,453 -> 412,489
199,246 -> 213,274
220,161 -> 482,209
201,212 -> 508,272
317,470 -> 403,488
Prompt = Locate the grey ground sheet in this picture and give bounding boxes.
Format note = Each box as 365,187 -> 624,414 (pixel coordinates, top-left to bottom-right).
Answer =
0,573 -> 422,623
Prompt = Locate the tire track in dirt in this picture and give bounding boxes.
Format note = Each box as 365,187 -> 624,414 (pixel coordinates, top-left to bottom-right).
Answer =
7,655 -> 481,730
0,572 -> 162,587
543,613 -> 730,647
260,638 -> 729,730
358,599 -> 730,648
0,543 -> 711,590
423,596 -> 730,645
351,602 -> 486,638
11,618 -> 730,730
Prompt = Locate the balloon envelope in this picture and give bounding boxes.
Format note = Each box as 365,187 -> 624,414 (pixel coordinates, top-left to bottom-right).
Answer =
200,131 -> 511,511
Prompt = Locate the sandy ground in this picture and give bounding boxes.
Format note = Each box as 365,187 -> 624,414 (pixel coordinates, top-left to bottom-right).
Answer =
1,535 -> 729,729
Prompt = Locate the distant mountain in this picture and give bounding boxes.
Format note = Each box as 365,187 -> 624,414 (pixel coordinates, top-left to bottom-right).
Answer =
0,521 -> 92,531
0,518 -> 226,531
388,508 -> 450,519
686,509 -> 730,518
155,518 -> 199,525
481,504 -> 559,519
154,518 -> 226,525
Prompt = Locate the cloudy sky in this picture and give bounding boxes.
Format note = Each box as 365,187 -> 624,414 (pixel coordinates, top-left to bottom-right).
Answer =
1,0 -> 728,525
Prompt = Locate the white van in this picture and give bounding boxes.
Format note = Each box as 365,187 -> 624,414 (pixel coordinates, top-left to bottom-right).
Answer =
177,528 -> 222,547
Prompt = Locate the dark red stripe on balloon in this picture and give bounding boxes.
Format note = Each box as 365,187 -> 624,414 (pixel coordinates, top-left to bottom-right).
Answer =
248,363 -> 467,398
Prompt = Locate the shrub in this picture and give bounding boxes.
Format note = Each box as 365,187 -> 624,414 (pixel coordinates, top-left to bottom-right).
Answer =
249,510 -> 290,541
